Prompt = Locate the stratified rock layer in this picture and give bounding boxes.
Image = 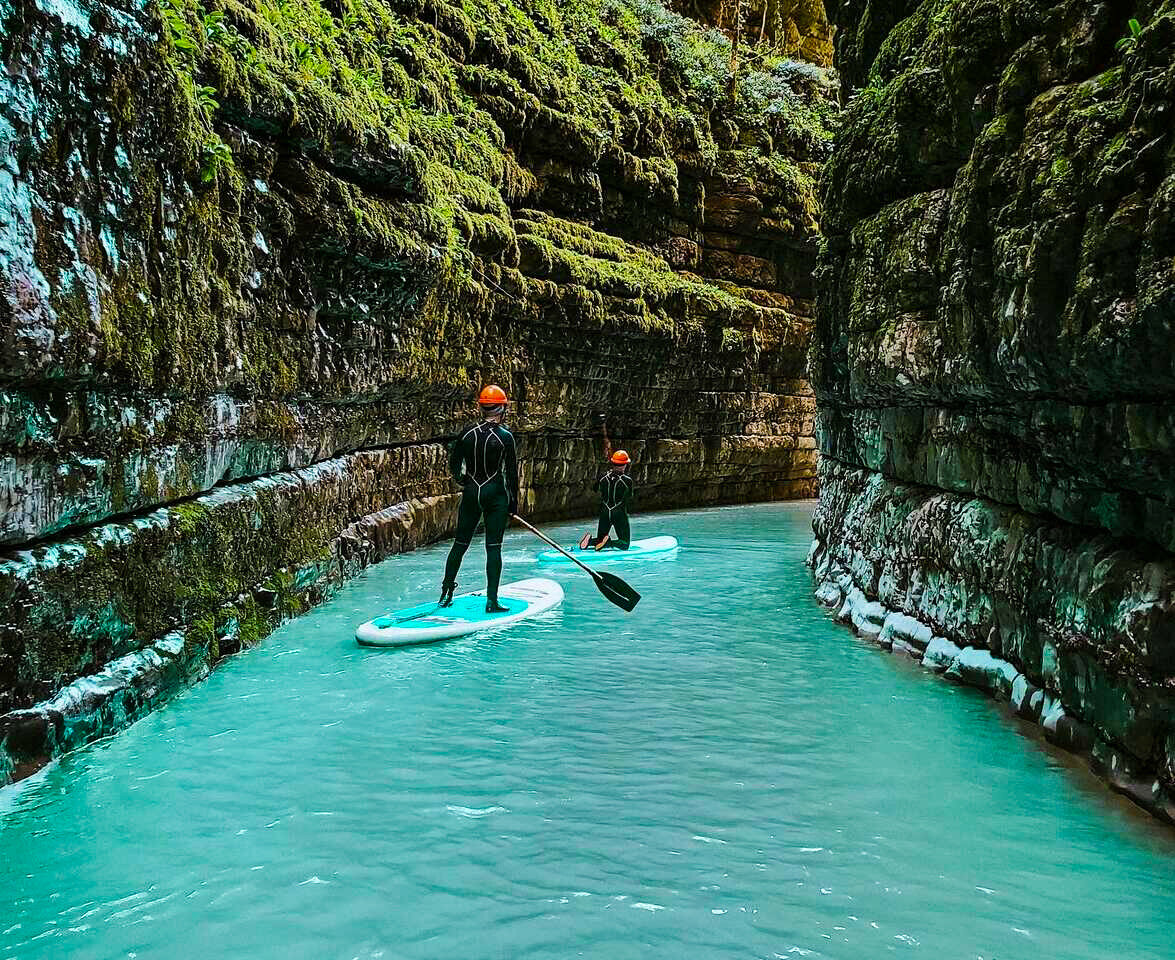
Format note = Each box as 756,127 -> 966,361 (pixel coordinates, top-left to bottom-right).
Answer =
1,0 -> 831,778
813,0 -> 1175,820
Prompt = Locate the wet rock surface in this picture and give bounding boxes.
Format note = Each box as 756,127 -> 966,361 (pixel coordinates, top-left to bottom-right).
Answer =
811,462 -> 1175,825
1,0 -> 832,548
812,0 -> 1175,822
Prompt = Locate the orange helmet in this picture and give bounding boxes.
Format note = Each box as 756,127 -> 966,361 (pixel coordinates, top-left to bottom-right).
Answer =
610,450 -> 630,465
477,384 -> 508,407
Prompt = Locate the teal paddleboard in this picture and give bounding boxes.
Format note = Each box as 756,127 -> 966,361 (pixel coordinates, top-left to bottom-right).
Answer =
536,535 -> 679,564
356,578 -> 563,646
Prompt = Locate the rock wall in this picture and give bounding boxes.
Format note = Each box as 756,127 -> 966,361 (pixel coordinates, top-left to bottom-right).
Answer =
671,0 -> 836,66
0,0 -> 832,779
812,0 -> 1175,820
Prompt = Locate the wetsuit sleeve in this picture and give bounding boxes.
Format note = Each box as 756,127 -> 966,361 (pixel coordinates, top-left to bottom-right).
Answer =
625,478 -> 635,507
449,431 -> 466,484
504,429 -> 519,513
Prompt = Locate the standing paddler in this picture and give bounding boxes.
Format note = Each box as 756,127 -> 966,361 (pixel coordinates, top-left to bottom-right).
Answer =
579,417 -> 635,551
440,385 -> 519,612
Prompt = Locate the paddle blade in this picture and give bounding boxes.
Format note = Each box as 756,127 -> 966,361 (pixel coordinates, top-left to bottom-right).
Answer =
594,570 -> 640,612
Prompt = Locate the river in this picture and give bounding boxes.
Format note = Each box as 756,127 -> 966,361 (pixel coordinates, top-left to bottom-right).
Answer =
2,503 -> 1173,959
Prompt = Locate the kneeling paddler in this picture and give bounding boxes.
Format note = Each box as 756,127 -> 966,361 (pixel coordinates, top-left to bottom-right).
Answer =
579,421 -> 634,551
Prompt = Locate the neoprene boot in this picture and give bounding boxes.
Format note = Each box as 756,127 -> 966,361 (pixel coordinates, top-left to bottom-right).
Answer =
438,581 -> 457,607
486,598 -> 510,614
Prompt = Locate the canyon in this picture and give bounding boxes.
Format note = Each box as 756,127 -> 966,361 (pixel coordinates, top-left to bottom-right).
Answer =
0,0 -> 830,779
3,0 -> 1174,829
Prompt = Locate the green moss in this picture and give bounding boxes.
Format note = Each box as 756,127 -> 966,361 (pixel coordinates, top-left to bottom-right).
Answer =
1096,65 -> 1125,89
719,327 -> 747,352
979,113 -> 1012,143
188,612 -> 217,657
513,210 -> 743,331
25,0 -> 830,415
149,0 -> 833,291
170,501 -> 210,533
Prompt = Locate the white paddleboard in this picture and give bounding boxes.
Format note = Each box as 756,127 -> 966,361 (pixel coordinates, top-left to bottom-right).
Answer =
355,577 -> 563,647
536,535 -> 679,564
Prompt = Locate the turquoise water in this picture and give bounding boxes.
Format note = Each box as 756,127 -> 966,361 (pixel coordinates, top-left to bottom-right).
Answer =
2,503 -> 1174,959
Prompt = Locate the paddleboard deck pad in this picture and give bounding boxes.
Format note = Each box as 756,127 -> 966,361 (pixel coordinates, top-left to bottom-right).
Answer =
356,577 -> 564,647
536,535 -> 679,564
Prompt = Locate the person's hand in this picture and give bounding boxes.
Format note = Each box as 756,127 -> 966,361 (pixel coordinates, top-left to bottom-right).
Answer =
509,501 -> 519,517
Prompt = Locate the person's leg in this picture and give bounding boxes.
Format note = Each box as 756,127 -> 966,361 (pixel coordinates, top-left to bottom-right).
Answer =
442,488 -> 480,604
611,510 -> 630,550
483,490 -> 510,612
587,507 -> 611,548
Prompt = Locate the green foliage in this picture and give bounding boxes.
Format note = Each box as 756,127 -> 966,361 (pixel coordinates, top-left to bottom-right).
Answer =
159,0 -> 238,183
513,209 -> 744,331
153,0 -> 834,208
1115,17 -> 1143,53
200,136 -> 233,182
633,0 -> 731,101
138,0 -> 833,364
161,0 -> 197,49
202,9 -> 227,41
194,83 -> 219,114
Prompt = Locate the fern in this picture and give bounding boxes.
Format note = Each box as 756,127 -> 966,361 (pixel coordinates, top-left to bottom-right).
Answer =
1115,17 -> 1143,53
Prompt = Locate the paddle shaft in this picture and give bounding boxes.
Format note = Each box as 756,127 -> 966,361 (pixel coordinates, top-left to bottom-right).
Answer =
511,514 -> 602,582
511,514 -> 640,612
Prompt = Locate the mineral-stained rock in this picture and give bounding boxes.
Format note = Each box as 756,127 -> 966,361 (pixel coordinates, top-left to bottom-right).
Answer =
1011,674 -> 1044,723
922,636 -> 964,675
812,0 -> 1175,822
890,638 -> 921,659
945,648 -> 1020,702
878,611 -> 933,652
811,462 -> 1175,815
0,0 -> 834,779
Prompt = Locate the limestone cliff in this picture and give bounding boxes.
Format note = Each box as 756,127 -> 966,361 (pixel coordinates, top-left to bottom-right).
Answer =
672,0 -> 836,66
811,0 -> 1175,820
0,0 -> 833,778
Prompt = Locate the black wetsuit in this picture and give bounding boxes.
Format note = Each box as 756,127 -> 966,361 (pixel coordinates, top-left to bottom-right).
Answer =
443,420 -> 519,602
589,471 -> 634,549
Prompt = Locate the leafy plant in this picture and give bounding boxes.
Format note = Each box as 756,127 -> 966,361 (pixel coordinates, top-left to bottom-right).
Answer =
1116,17 -> 1142,53
194,84 -> 220,116
292,40 -> 315,66
200,137 -> 233,182
202,10 -> 227,42
772,58 -> 835,93
161,0 -> 197,51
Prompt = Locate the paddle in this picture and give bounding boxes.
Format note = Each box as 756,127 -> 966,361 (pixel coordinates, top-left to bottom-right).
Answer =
511,514 -> 641,612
